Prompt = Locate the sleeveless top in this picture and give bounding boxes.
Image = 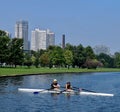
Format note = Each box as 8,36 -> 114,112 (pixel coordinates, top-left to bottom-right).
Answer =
51,82 -> 58,89
66,84 -> 72,89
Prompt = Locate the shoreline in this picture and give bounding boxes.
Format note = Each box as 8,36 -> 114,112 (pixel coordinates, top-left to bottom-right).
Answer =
0,67 -> 120,78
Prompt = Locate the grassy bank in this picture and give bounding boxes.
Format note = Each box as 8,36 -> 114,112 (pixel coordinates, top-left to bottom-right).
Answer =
0,67 -> 120,77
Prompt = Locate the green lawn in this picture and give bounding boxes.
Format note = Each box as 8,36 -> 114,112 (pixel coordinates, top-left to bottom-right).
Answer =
0,67 -> 120,77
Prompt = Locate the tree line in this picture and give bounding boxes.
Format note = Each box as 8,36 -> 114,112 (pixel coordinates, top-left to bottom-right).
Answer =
0,30 -> 120,69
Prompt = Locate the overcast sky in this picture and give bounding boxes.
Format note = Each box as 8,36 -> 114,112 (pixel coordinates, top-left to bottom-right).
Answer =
0,0 -> 120,54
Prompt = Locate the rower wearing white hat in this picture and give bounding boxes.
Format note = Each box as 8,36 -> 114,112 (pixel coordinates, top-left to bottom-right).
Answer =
51,79 -> 60,90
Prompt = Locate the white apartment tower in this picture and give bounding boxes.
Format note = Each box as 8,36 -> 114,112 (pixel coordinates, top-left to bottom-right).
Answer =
31,28 -> 55,51
15,20 -> 29,51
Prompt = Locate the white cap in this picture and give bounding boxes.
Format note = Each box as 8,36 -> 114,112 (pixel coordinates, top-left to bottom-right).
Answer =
53,79 -> 57,82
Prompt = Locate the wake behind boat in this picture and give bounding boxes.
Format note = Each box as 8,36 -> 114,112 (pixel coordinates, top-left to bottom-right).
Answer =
18,88 -> 114,97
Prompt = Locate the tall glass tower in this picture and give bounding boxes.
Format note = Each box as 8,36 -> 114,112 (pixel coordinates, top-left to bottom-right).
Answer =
15,20 -> 28,51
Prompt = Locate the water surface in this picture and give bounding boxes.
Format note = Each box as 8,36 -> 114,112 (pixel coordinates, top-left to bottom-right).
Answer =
0,72 -> 120,112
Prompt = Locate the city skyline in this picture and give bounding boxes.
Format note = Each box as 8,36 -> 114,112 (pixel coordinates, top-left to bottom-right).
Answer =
1,0 -> 120,54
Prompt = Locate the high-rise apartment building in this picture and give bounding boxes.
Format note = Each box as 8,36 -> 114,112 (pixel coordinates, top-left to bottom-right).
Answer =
15,20 -> 29,51
46,29 -> 55,48
31,28 -> 55,51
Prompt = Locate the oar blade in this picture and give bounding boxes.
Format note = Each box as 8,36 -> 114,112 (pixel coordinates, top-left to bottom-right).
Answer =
33,92 -> 39,94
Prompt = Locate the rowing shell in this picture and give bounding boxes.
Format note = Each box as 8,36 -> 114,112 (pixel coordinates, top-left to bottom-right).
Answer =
18,88 -> 60,93
18,88 -> 114,97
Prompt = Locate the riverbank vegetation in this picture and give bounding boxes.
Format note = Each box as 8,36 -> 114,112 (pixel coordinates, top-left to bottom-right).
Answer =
0,30 -> 120,77
0,67 -> 120,77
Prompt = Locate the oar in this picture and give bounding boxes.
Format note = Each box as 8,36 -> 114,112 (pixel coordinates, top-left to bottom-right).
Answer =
33,88 -> 51,94
34,88 -> 63,94
34,92 -> 40,94
61,86 -> 96,93
73,87 -> 96,93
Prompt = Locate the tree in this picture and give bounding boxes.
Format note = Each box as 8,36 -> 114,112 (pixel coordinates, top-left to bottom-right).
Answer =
40,52 -> 50,67
69,44 -> 86,68
65,44 -> 86,68
84,59 -> 102,69
34,50 -> 41,68
96,53 -> 114,68
0,30 -> 10,66
9,38 -> 23,67
114,52 -> 120,68
30,49 -> 46,68
0,30 -> 7,36
65,43 -> 74,51
50,46 -> 64,67
63,50 -> 73,69
23,53 -> 32,68
65,43 -> 76,67
85,46 -> 96,59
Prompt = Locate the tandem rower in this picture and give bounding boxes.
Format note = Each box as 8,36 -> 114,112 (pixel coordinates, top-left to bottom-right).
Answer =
51,79 -> 60,91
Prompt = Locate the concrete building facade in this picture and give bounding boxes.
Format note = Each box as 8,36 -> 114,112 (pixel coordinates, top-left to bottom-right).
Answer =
31,28 -> 55,51
15,20 -> 29,51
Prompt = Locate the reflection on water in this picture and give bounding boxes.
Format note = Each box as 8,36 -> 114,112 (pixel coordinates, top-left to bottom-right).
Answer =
10,77 -> 23,85
50,93 -> 60,100
0,76 -> 23,93
0,72 -> 120,112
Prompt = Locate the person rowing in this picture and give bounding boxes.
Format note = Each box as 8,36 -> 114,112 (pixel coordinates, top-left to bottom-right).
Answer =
65,82 -> 73,92
51,79 -> 60,91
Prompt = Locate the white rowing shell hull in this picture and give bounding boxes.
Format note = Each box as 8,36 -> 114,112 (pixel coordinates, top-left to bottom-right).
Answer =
18,88 -> 45,92
18,88 -> 114,96
18,88 -> 60,93
79,91 -> 114,96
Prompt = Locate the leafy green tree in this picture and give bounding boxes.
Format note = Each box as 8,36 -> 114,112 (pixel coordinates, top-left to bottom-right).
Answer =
34,57 -> 40,68
65,43 -> 74,51
47,46 -> 56,68
63,50 -> 73,69
30,49 -> 47,68
84,59 -> 101,69
9,38 -> 23,67
0,30 -> 6,36
114,52 -> 120,68
65,43 -> 76,67
40,52 -> 50,67
23,53 -> 32,68
50,46 -> 64,67
76,44 -> 86,68
34,51 -> 41,68
47,45 -> 56,51
85,46 -> 96,59
96,53 -> 114,68
31,55 -> 36,65
65,44 -> 86,68
0,30 -> 10,66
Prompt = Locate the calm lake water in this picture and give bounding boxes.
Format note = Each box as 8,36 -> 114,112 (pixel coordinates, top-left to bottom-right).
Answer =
0,72 -> 120,112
